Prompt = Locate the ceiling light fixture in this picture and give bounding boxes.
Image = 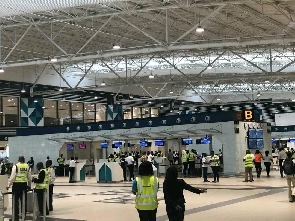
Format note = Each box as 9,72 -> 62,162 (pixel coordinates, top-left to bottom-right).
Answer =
113,45 -> 120,50
34,99 -> 38,103
101,81 -> 106,86
257,92 -> 261,97
207,64 -> 213,70
94,96 -> 98,99
21,88 -> 26,93
169,90 -> 174,94
196,25 -> 204,33
42,106 -> 45,109
217,98 -> 221,101
129,95 -> 133,99
149,74 -> 154,79
58,88 -> 63,92
0,68 -> 4,73
50,57 -> 58,63
148,101 -> 151,104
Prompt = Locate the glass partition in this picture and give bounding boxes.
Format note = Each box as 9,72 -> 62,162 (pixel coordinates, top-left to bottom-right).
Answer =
44,100 -> 58,126
142,108 -> 150,118
96,104 -> 105,122
133,107 -> 141,119
3,97 -> 18,126
58,101 -> 71,125
151,108 -> 158,117
123,107 -> 132,120
71,102 -> 83,124
84,104 -> 95,123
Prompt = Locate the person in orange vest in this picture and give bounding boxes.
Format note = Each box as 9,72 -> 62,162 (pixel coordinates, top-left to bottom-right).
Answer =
254,150 -> 263,178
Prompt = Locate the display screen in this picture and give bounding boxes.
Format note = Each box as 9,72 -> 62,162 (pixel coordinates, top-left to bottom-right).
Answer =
79,144 -> 86,149
248,139 -> 257,149
248,129 -> 257,139
256,129 -> 263,139
182,138 -> 193,145
201,137 -> 211,144
101,142 -> 108,148
113,141 -> 122,148
290,138 -> 295,143
257,139 -> 264,149
271,139 -> 277,144
140,140 -> 148,147
155,140 -> 165,146
67,144 -> 74,150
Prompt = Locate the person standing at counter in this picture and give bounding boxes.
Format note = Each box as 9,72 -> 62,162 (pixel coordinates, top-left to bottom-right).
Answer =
202,153 -> 210,182
210,151 -> 220,183
108,154 -> 116,162
278,148 -> 287,178
126,153 -> 135,181
182,150 -> 188,176
120,154 -> 127,181
168,149 -> 174,166
45,160 -> 55,211
69,157 -> 76,183
188,150 -> 195,176
57,154 -> 65,176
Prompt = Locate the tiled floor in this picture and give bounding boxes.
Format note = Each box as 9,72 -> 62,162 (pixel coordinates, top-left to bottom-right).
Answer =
4,172 -> 295,221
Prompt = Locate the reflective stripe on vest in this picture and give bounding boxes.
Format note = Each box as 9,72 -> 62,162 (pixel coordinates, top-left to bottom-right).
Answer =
15,163 -> 29,183
245,154 -> 253,167
213,155 -> 219,166
135,176 -> 158,210
46,167 -> 54,184
35,169 -> 49,189
57,158 -> 64,164
188,153 -> 195,161
108,158 -> 115,162
182,153 -> 187,162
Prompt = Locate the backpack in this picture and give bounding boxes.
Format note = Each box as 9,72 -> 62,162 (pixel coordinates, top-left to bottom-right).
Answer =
283,158 -> 295,175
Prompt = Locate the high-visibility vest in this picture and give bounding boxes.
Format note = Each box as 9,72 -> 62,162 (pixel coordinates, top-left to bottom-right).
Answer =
46,167 -> 54,185
188,153 -> 195,162
135,176 -> 158,210
182,153 -> 188,163
108,158 -> 115,162
212,155 -> 220,166
57,157 -> 65,165
114,154 -> 118,159
244,154 -> 253,168
14,163 -> 29,183
35,169 -> 49,189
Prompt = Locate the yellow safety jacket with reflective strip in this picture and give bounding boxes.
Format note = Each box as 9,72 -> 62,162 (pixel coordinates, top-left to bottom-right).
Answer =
244,154 -> 253,168
182,153 -> 188,163
135,176 -> 158,210
212,155 -> 220,166
57,157 -> 65,165
188,153 -> 195,162
14,163 -> 29,183
35,169 -> 49,189
46,167 -> 54,185
108,158 -> 115,162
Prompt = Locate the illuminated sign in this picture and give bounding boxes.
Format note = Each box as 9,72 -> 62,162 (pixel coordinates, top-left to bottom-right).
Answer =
244,110 -> 253,120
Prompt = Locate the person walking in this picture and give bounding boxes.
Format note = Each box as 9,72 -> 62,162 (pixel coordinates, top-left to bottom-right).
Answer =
243,150 -> 254,182
168,149 -> 174,166
120,154 -> 127,181
57,154 -> 65,176
188,150 -> 195,176
202,153 -> 210,182
182,150 -> 188,176
45,160 -> 55,211
126,153 -> 135,181
254,150 -> 263,178
210,151 -> 220,183
282,151 -> 295,202
32,162 -> 49,216
263,150 -> 273,177
69,157 -> 76,183
278,148 -> 287,178
27,157 -> 35,174
132,161 -> 159,221
7,156 -> 31,221
163,167 -> 207,221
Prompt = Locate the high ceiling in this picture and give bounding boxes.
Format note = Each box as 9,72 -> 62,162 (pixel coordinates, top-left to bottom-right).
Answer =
1,0 -> 295,106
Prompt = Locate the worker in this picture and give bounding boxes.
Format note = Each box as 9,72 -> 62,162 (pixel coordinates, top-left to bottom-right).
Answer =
69,157 -> 76,183
210,151 -> 220,183
46,156 -> 50,164
108,154 -> 116,162
119,154 -> 127,181
7,156 -> 31,221
33,162 -> 49,216
188,150 -> 195,176
132,161 -> 159,221
114,152 -> 118,159
0,159 -> 7,175
243,150 -> 255,182
140,152 -> 148,162
45,160 -> 55,211
282,151 -> 295,202
163,167 -> 207,221
182,150 -> 188,176
27,157 -> 35,174
57,154 -> 65,176
254,150 -> 263,178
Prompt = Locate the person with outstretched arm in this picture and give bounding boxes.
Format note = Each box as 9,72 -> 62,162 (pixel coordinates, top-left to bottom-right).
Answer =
163,167 -> 207,221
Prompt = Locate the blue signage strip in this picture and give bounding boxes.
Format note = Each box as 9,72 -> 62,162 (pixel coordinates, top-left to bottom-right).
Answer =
271,125 -> 295,132
16,111 -> 251,137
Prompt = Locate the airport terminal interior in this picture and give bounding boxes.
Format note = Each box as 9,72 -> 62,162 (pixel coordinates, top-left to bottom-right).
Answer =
1,0 -> 295,220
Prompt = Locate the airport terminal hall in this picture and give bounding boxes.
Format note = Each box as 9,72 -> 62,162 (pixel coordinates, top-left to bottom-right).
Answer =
2,0 -> 295,221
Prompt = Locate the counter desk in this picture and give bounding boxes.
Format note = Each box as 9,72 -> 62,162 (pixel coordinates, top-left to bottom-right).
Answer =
95,161 -> 123,182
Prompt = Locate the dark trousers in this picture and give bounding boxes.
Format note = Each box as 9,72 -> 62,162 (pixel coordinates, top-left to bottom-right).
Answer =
202,167 -> 208,182
58,165 -> 64,176
48,184 -> 54,211
264,162 -> 271,177
122,166 -> 127,181
169,160 -> 174,166
167,211 -> 184,221
183,162 -> 188,175
279,159 -> 284,177
69,167 -> 75,182
211,166 -> 219,181
188,161 -> 195,176
35,189 -> 49,215
127,164 -> 134,181
254,162 -> 262,177
137,209 -> 157,221
12,184 -> 27,221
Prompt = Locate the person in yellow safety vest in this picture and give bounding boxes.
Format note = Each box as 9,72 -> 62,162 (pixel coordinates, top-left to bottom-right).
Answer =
108,154 -> 116,162
57,154 -> 65,177
114,152 -> 118,159
132,161 -> 159,221
243,150 -> 255,182
188,150 -> 195,176
45,160 -> 56,211
7,156 -> 32,221
182,150 -> 188,176
140,152 -> 148,162
33,162 -> 49,216
210,151 -> 220,183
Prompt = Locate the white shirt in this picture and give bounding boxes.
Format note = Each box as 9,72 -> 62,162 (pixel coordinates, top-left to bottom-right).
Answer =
263,155 -> 273,163
8,164 -> 32,188
147,154 -> 154,162
69,160 -> 76,167
278,151 -> 287,160
126,156 -> 134,165
202,157 -> 210,168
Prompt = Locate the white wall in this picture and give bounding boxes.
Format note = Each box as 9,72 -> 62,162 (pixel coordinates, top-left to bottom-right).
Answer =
275,113 -> 295,126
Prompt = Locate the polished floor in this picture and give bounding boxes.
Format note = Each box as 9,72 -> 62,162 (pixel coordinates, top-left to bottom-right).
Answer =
4,171 -> 295,221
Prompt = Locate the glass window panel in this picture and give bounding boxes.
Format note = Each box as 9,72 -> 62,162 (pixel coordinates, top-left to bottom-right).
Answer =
142,108 -> 150,118
44,100 -> 58,126
58,101 -> 71,125
3,97 -> 18,126
71,102 -> 83,124
95,104 -> 105,122
123,107 -> 131,120
133,107 -> 141,119
151,108 -> 159,117
84,103 -> 95,123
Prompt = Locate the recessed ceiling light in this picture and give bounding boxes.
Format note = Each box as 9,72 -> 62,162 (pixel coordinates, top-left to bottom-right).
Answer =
217,98 -> 221,101
113,45 -> 120,50
34,99 -> 37,103
207,64 -> 213,70
58,88 -> 63,92
52,106 -> 54,108
169,90 -> 174,94
94,96 -> 98,99
148,101 -> 151,104
161,105 -> 164,108
196,26 -> 204,33
42,106 -> 45,109
257,92 -> 261,97
181,101 -> 185,104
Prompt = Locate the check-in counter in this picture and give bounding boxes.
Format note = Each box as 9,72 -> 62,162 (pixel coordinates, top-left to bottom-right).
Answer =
95,161 -> 123,182
154,157 -> 169,174
72,161 -> 86,182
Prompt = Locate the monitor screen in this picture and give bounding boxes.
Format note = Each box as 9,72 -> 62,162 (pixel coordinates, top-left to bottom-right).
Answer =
140,140 -> 148,147
201,137 -> 211,144
256,129 -> 263,139
182,138 -> 193,145
290,138 -> 295,143
257,139 -> 264,149
79,144 -> 86,149
101,142 -> 108,148
271,139 -> 277,144
248,139 -> 257,149
248,129 -> 257,139
67,144 -> 74,150
155,140 -> 164,146
113,141 -> 122,148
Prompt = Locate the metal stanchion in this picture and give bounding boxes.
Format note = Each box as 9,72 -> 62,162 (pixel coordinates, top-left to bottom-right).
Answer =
0,191 -> 4,221
12,193 -> 15,221
32,190 -> 37,221
42,190 -> 47,221
21,191 -> 26,221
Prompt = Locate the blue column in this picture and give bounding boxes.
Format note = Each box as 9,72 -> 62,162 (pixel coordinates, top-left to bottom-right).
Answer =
20,97 -> 44,126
